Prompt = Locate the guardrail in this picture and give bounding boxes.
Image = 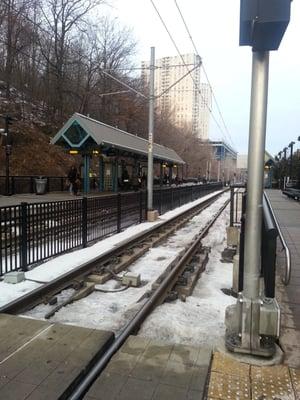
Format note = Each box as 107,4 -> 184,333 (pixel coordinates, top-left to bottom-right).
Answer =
264,192 -> 291,285
261,195 -> 279,297
237,190 -> 290,296
0,182 -> 222,276
229,184 -> 245,227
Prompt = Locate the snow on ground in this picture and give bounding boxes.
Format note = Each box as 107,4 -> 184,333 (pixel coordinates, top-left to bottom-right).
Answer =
23,193 -> 231,337
0,190 -> 224,308
138,206 -> 235,347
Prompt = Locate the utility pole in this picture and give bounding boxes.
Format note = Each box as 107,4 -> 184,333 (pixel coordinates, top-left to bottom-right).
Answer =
147,47 -> 155,215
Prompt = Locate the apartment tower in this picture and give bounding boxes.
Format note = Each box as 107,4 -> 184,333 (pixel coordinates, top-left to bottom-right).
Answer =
141,53 -> 212,140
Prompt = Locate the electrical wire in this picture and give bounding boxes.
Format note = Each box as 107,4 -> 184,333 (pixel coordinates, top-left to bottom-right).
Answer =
155,63 -> 199,99
173,0 -> 235,148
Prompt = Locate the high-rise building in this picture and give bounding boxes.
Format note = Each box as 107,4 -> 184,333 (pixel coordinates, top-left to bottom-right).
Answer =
141,53 -> 212,139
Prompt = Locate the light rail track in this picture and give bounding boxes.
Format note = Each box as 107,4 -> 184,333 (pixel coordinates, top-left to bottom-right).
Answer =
0,189 -> 228,315
63,195 -> 230,399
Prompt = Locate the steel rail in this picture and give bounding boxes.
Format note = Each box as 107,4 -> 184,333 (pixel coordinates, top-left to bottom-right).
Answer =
0,189 -> 228,315
264,192 -> 291,285
67,198 -> 230,400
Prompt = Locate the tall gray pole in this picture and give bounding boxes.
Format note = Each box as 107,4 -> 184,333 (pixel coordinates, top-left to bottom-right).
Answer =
242,50 -> 269,350
147,47 -> 155,211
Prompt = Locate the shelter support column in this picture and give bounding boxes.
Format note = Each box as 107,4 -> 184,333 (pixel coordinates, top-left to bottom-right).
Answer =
160,162 -> 163,187
83,154 -> 90,194
112,158 -> 118,192
169,165 -> 172,186
98,156 -> 104,192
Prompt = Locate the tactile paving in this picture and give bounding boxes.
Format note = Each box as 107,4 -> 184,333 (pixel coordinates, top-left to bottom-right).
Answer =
251,365 -> 295,400
211,351 -> 250,379
208,371 -> 251,400
290,368 -> 300,400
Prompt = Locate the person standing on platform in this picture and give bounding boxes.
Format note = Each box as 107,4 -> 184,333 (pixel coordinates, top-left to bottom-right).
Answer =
68,165 -> 79,195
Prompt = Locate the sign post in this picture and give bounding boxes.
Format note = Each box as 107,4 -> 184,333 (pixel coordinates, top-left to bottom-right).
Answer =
225,0 -> 291,357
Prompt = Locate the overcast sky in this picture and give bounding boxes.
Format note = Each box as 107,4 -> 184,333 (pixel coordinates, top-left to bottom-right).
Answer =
105,0 -> 300,156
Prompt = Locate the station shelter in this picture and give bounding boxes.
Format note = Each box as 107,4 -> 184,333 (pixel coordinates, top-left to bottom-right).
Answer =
51,113 -> 185,193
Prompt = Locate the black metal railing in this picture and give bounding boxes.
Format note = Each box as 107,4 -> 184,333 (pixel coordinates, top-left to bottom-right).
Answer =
0,182 -> 222,275
229,184 -> 246,227
237,191 -> 279,297
0,175 -> 67,195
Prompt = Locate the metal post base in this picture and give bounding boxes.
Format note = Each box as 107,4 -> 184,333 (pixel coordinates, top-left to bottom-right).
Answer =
225,332 -> 276,358
225,297 -> 278,358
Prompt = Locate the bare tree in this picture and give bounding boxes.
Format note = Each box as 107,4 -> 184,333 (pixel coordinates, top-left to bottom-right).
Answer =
38,0 -> 104,119
0,0 -> 34,98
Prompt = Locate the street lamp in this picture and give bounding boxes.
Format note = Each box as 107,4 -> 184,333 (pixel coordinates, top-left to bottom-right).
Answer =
282,147 -> 288,189
288,141 -> 295,182
276,151 -> 283,188
0,115 -> 13,196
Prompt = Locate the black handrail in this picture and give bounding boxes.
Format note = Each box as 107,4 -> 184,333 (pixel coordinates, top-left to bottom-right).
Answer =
264,192 -> 291,285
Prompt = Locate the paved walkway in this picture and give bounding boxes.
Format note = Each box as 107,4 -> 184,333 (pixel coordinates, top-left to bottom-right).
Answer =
266,189 -> 300,368
0,191 -> 114,207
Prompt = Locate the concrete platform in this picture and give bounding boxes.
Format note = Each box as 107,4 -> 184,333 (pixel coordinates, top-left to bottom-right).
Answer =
266,189 -> 300,368
0,314 -> 114,399
85,336 -> 212,400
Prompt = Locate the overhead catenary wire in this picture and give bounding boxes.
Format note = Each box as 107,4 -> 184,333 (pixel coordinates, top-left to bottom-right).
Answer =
155,63 -> 199,99
2,0 -> 230,126
173,0 -> 235,147
0,35 -> 147,102
1,0 -> 198,102
150,0 -> 233,144
2,0 -> 193,102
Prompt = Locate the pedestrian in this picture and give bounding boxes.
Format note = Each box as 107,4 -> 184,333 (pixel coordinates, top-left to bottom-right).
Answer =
141,172 -> 147,188
68,165 -> 79,195
132,174 -> 140,191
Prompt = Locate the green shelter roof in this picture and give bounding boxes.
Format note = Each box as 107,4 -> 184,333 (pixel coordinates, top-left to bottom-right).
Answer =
51,113 -> 185,165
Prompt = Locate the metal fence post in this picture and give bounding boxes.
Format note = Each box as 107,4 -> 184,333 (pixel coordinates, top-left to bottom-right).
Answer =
230,187 -> 234,226
139,191 -> 143,223
117,193 -> 121,233
171,187 -> 174,209
262,230 -> 277,298
30,177 -> 34,193
61,177 -> 64,192
20,202 -> 28,271
238,194 -> 247,292
159,187 -> 162,214
82,197 -> 88,248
